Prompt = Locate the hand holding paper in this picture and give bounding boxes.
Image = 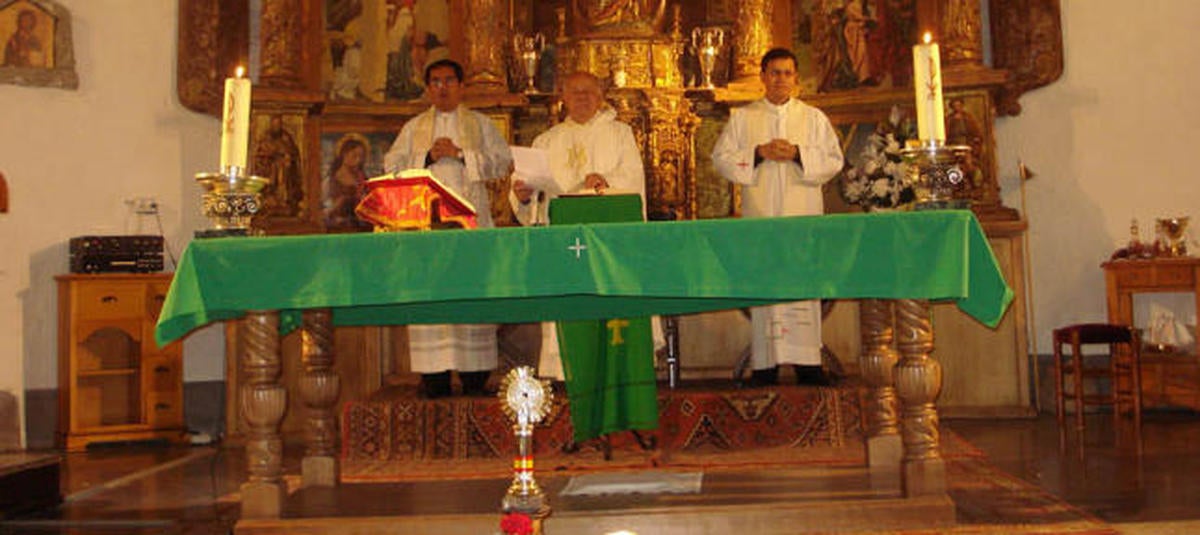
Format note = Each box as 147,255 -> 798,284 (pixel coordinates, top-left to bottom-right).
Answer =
510,146 -> 553,190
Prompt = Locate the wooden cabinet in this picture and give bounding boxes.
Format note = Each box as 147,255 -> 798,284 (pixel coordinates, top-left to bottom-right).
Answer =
1103,257 -> 1200,410
56,274 -> 186,451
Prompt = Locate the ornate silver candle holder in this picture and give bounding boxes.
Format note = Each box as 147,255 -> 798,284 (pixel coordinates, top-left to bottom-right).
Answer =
499,366 -> 553,516
194,166 -> 269,238
900,140 -> 972,210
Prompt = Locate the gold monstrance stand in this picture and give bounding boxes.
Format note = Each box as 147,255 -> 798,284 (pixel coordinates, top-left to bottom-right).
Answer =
499,366 -> 553,521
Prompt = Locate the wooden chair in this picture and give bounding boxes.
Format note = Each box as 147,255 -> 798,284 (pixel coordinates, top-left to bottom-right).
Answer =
1052,323 -> 1143,442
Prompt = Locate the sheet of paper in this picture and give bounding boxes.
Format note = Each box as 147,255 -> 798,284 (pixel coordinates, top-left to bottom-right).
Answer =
511,146 -> 554,189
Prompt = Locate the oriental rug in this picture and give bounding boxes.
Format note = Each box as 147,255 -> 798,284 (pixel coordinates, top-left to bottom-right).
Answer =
340,383 -> 868,482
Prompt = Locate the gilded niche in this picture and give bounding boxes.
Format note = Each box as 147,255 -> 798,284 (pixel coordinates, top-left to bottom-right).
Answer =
573,0 -> 666,37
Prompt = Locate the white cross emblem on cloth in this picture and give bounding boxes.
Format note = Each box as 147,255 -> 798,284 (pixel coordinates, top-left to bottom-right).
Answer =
568,237 -> 587,259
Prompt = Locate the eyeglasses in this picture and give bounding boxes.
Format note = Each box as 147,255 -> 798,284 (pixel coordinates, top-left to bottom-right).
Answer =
428,77 -> 460,89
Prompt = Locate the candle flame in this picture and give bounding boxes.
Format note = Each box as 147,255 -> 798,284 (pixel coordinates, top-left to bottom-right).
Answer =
235,66 -> 245,78
923,32 -> 932,44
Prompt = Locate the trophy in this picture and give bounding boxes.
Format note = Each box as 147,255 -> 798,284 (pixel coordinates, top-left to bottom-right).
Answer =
899,140 -> 972,210
1156,216 -> 1190,257
499,366 -> 553,517
513,32 -> 546,94
690,26 -> 724,89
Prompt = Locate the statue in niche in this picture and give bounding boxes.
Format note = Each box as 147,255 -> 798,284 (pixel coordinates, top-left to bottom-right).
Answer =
254,115 -> 304,217
573,0 -> 666,36
946,98 -> 985,198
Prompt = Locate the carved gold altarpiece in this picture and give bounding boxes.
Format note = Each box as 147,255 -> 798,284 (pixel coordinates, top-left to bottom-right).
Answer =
177,0 -> 1063,519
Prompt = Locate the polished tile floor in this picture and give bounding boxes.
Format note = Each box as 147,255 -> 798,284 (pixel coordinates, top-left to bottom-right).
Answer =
3,411 -> 1200,534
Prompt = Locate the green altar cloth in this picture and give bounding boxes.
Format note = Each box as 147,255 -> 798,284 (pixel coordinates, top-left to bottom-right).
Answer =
549,194 -> 657,442
156,211 -> 1013,350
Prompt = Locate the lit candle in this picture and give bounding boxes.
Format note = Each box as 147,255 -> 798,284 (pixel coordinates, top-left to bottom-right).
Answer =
912,33 -> 945,143
220,66 -> 252,171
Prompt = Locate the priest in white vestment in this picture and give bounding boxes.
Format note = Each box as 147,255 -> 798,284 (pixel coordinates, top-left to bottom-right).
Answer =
712,48 -> 844,386
383,59 -> 513,397
510,72 -> 653,380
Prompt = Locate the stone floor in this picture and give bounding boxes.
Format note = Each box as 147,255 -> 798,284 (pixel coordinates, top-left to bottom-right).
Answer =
1,411 -> 1198,534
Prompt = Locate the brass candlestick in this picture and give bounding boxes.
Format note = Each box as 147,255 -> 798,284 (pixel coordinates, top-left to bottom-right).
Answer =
194,166 -> 269,238
900,140 -> 972,210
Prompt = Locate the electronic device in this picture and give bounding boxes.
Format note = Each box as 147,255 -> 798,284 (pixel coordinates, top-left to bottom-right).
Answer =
68,235 -> 164,273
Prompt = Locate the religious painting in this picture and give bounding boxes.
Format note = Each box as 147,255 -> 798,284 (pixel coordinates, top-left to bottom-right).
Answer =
1,0 -> 52,68
792,0 -> 916,95
250,112 -> 307,218
325,0 -> 451,103
0,0 -> 76,88
320,130 -> 396,232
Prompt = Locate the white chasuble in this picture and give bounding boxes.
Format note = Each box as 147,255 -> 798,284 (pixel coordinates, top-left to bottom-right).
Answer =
509,107 -> 645,226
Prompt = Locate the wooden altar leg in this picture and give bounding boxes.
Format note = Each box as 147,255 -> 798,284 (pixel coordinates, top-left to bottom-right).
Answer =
859,299 -> 901,468
240,310 -> 287,519
894,298 -> 946,497
299,309 -> 340,488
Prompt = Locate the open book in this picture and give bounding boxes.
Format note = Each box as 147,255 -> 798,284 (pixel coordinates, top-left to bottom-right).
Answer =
356,168 -> 478,231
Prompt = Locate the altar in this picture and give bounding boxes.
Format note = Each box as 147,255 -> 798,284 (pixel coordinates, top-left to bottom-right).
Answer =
156,210 -> 1012,521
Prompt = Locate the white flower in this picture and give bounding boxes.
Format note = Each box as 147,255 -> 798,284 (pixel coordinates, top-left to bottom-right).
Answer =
870,178 -> 892,197
839,105 -> 916,209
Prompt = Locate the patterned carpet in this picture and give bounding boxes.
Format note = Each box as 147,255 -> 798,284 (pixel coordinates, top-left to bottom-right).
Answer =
333,384 -> 1118,533
340,383 -> 865,482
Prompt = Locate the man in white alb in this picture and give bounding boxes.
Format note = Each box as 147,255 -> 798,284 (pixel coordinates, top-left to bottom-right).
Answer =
384,59 -> 513,397
510,71 -> 649,379
711,47 -> 844,386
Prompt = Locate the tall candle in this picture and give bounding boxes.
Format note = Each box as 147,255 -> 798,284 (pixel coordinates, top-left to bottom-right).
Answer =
912,33 -> 945,142
220,66 -> 251,170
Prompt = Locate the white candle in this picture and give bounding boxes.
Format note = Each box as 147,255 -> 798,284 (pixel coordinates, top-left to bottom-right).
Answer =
220,66 -> 252,170
912,33 -> 945,143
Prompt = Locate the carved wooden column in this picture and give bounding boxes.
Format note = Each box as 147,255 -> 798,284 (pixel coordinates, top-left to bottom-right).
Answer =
941,0 -> 984,67
177,0 -> 249,115
859,299 -> 902,468
239,310 -> 286,519
730,0 -> 774,86
989,0 -> 1064,116
299,309 -> 340,487
894,298 -> 945,497
258,0 -> 307,88
463,0 -> 509,93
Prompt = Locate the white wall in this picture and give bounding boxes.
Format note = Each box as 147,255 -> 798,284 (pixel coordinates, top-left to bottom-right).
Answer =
995,0 -> 1200,352
0,0 -> 227,445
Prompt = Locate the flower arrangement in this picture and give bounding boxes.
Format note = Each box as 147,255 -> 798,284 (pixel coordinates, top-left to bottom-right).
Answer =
840,106 -> 916,211
500,511 -> 534,535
